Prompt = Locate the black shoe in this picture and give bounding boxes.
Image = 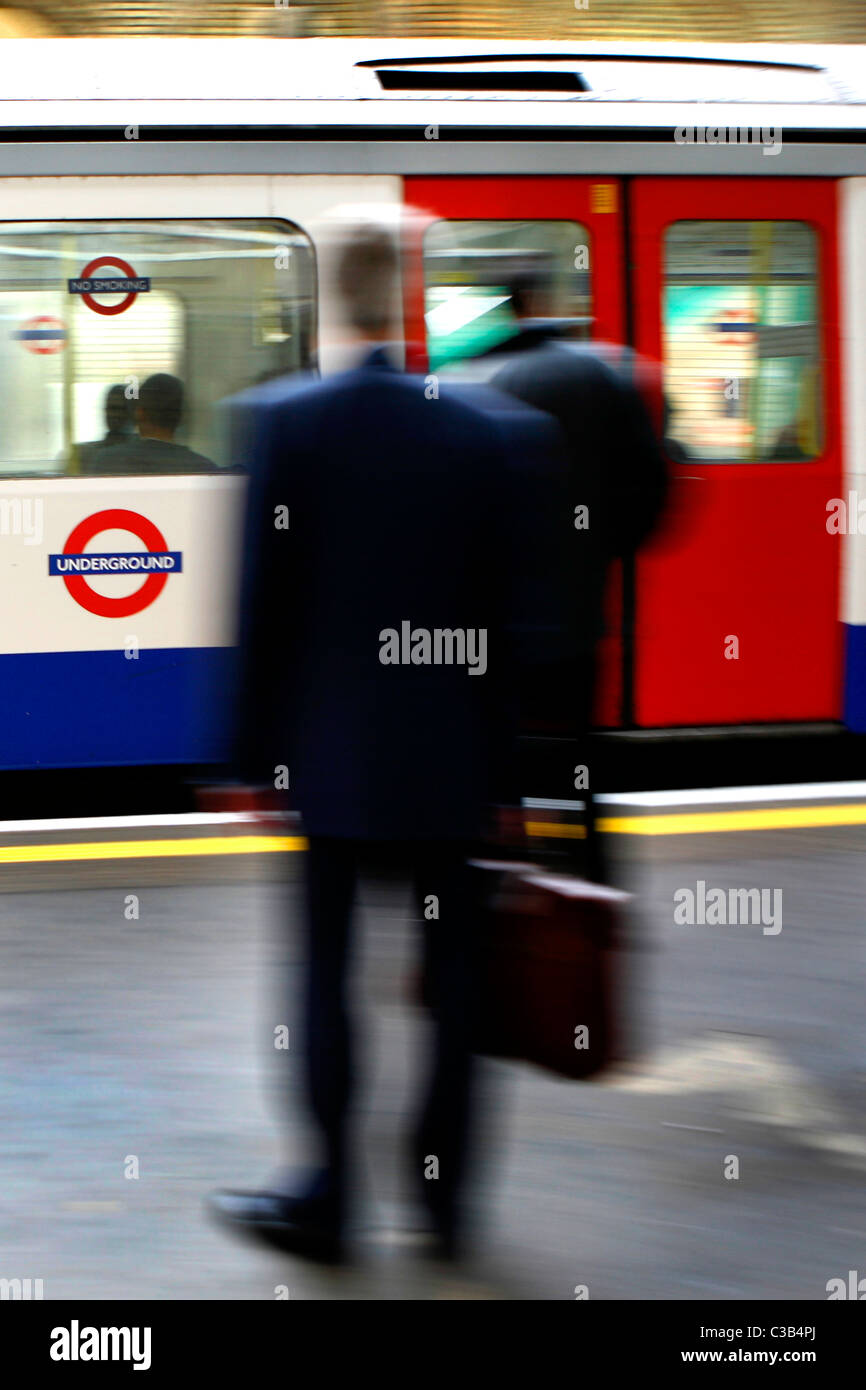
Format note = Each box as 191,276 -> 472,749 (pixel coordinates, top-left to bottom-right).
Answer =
207,1189 -> 346,1263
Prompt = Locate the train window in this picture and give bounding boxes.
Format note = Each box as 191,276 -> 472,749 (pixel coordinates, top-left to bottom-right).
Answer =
423,219 -> 592,370
0,221 -> 315,477
663,221 -> 821,463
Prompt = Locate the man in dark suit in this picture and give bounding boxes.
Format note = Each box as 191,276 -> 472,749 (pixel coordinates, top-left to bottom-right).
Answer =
460,260 -> 668,881
209,217 -> 566,1261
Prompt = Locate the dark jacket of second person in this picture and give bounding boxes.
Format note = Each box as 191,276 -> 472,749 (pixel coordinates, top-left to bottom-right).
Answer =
479,328 -> 669,657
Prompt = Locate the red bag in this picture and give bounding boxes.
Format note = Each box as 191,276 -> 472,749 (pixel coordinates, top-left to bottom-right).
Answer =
474,861 -> 629,1080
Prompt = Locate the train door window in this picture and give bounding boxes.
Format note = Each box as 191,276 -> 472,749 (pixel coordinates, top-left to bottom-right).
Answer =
662,221 -> 820,462
0,221 -> 316,476
422,219 -> 592,370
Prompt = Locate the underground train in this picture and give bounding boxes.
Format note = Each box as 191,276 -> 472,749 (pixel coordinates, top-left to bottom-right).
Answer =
0,36 -> 865,772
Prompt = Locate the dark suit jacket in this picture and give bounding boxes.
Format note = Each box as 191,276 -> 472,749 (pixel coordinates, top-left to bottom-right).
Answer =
229,349 -> 566,840
474,328 -> 669,655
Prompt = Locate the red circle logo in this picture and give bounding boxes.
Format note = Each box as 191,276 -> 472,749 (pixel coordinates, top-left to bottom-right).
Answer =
61,509 -> 170,618
17,315 -> 67,354
78,256 -> 141,316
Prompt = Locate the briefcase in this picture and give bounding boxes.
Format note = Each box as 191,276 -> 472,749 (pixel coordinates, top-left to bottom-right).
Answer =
473,860 -> 629,1080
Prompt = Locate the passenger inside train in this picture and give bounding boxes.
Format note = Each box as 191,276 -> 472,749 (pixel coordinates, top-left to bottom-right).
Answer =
80,372 -> 218,475
74,383 -> 136,471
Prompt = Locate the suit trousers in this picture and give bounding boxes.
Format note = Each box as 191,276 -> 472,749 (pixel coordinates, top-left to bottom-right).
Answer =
303,835 -> 480,1233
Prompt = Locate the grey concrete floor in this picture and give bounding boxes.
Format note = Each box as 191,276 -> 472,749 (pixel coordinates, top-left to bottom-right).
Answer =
1,831 -> 865,1300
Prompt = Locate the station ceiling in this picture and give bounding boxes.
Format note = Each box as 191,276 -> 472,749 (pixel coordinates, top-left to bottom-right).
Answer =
3,0 -> 866,43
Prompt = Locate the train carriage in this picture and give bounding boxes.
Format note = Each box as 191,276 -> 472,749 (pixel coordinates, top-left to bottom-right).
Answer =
1,37 -> 865,773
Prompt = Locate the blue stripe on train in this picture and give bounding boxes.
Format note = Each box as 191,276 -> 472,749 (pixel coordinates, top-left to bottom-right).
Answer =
0,648 -> 237,769
844,624 -> 866,734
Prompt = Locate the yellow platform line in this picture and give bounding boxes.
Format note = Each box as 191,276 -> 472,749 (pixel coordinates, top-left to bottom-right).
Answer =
0,835 -> 306,864
598,804 -> 866,836
1,803 -> 865,866
525,821 -> 586,839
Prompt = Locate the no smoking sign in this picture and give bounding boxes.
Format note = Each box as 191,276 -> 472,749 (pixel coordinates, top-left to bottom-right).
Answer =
68,256 -> 151,315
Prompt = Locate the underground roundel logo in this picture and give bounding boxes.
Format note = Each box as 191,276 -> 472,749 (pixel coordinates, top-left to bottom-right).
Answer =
49,509 -> 182,617
67,256 -> 151,316
14,315 -> 67,354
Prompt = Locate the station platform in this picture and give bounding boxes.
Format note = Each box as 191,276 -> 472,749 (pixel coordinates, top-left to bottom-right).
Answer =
2,784 -> 865,1299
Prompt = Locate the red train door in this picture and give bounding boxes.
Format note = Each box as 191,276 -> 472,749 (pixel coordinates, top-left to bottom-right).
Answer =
630,178 -> 843,727
404,175 -> 628,725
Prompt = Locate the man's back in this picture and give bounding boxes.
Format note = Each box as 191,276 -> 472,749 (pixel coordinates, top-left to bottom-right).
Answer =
82,437 -> 217,475
484,333 -> 668,653
234,353 -> 532,840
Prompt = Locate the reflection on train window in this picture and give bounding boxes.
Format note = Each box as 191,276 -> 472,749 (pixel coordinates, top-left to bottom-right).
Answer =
0,222 -> 315,476
663,221 -> 820,463
423,219 -> 592,370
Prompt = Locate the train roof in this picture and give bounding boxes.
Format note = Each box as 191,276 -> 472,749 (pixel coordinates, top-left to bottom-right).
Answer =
1,37 -> 865,180
0,37 -> 865,130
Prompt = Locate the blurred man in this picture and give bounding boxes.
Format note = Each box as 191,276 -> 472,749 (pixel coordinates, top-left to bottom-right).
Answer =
467,259 -> 669,881
75,384 -> 134,472
85,373 -> 216,474
209,215 -> 564,1262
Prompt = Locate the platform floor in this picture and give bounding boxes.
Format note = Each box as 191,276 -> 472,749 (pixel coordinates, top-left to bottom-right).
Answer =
2,813 -> 865,1300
